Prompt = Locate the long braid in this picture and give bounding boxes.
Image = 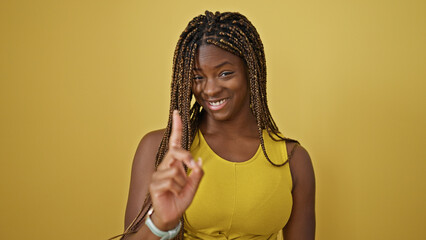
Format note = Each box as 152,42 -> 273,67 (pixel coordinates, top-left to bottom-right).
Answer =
112,10 -> 299,240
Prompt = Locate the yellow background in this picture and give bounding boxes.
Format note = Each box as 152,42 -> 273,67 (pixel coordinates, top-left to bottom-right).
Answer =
1,0 -> 425,239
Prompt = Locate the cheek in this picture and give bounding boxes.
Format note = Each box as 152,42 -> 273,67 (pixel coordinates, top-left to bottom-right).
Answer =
192,85 -> 199,96
231,79 -> 249,96
191,86 -> 202,102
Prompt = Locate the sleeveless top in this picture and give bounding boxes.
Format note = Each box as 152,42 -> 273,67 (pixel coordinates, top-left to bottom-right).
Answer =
184,130 -> 293,240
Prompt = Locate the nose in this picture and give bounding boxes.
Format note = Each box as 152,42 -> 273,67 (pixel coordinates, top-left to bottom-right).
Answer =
202,77 -> 221,97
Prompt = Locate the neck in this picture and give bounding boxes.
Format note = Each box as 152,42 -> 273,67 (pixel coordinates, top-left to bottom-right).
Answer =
199,110 -> 259,138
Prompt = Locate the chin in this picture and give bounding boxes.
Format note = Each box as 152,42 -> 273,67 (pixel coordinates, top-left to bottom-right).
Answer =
204,109 -> 232,121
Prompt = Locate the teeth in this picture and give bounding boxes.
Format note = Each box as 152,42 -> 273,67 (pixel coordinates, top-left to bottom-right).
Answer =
209,99 -> 226,106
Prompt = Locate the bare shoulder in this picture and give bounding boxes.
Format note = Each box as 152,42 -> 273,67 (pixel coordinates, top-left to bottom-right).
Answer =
283,142 -> 316,238
133,129 -> 165,164
125,129 -> 165,228
285,142 -> 315,188
131,128 -> 166,181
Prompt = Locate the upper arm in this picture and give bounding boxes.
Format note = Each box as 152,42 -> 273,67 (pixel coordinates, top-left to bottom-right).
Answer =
283,143 -> 316,240
124,129 -> 165,229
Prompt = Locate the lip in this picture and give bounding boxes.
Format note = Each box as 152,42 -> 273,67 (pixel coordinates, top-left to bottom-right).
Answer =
205,98 -> 228,111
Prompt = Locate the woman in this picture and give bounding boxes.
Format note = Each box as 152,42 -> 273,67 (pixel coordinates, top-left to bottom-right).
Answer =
115,11 -> 315,240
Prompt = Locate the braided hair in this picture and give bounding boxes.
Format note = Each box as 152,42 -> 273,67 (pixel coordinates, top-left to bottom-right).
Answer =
113,10 -> 299,240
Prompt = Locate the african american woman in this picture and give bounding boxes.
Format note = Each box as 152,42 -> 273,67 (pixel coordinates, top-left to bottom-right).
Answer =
111,10 -> 315,240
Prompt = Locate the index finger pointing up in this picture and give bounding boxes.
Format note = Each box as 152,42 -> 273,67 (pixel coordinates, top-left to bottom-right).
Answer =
169,110 -> 182,149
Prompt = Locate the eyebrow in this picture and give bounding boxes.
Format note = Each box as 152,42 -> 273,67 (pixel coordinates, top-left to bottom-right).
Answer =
193,61 -> 233,71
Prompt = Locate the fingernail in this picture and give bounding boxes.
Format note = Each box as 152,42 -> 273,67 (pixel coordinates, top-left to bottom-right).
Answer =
190,159 -> 196,168
198,157 -> 203,167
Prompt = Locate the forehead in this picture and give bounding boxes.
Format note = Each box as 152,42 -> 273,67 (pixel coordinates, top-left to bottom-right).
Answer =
195,44 -> 244,69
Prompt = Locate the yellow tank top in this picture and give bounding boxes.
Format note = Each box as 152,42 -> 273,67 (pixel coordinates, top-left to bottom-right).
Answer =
184,130 -> 293,240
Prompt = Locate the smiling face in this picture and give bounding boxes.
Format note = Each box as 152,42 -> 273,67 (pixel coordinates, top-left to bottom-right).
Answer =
192,44 -> 252,122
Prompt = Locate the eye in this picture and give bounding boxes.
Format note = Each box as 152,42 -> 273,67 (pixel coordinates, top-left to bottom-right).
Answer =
193,75 -> 204,82
220,71 -> 234,77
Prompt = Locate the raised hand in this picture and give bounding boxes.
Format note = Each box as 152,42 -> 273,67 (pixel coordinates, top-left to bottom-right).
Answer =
148,110 -> 204,231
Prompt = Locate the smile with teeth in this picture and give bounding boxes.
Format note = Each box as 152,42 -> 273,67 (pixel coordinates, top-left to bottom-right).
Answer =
209,99 -> 226,106
206,98 -> 228,110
